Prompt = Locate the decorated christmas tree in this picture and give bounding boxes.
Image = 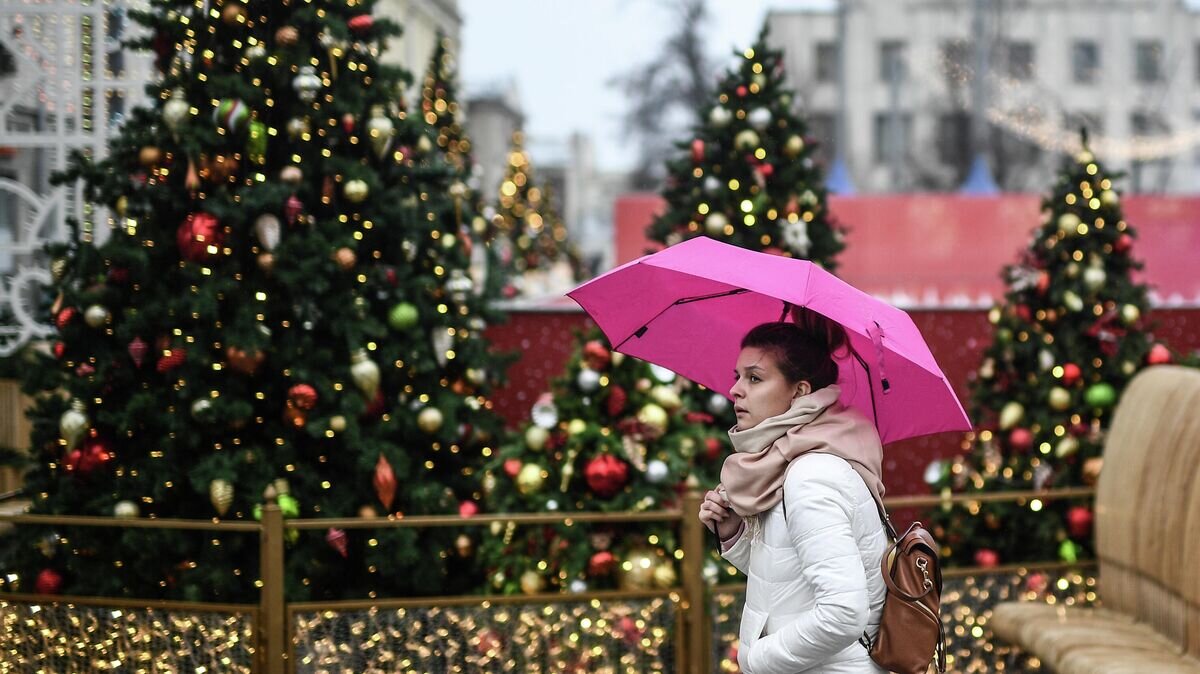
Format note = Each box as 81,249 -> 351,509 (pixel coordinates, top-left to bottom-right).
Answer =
929,142 -> 1175,567
419,32 -> 506,303
645,27 -> 845,269
489,131 -> 580,298
2,0 -> 507,601
477,332 -> 729,595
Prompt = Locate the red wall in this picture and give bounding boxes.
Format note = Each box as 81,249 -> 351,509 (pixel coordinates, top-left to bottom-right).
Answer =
616,194 -> 1200,303
486,308 -> 1200,497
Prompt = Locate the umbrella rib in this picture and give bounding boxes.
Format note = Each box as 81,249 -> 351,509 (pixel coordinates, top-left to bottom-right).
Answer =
615,288 -> 750,349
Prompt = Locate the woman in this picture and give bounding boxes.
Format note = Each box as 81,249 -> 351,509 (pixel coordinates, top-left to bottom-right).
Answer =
698,314 -> 889,674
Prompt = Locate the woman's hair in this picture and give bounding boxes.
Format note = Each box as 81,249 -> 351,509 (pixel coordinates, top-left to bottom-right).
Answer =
740,308 -> 848,391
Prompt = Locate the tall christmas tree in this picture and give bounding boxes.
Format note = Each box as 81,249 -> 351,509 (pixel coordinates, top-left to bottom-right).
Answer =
477,333 -> 729,595
2,0 -> 507,601
929,143 -> 1174,567
645,27 -> 845,269
418,32 -> 506,303
490,131 -> 579,298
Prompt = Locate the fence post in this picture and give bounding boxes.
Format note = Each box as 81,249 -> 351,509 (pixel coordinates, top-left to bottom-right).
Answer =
259,486 -> 287,674
681,487 -> 711,674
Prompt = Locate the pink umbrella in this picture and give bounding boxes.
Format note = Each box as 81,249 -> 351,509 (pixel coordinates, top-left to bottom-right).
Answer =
567,237 -> 970,444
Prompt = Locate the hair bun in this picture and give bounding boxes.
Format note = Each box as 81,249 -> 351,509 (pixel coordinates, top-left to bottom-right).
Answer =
790,306 -> 848,353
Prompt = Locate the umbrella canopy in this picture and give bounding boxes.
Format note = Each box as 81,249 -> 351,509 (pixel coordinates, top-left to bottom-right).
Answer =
568,237 -> 970,444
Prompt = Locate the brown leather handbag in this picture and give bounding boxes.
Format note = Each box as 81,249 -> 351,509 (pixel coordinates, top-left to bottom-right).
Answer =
860,505 -> 946,674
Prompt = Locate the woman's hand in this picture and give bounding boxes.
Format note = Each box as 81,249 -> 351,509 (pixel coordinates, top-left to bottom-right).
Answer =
698,489 -> 743,541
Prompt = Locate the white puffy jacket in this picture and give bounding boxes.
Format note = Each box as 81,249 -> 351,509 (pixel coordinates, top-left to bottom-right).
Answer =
722,453 -> 889,674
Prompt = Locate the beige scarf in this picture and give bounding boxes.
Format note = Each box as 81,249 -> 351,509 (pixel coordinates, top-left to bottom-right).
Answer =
720,384 -> 887,519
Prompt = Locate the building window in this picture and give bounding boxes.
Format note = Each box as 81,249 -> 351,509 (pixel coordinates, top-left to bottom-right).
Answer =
808,112 -> 836,164
879,40 -> 907,83
1136,40 -> 1163,83
940,39 -> 971,81
936,111 -> 971,167
1072,41 -> 1099,84
816,42 -> 837,83
1007,41 -> 1035,80
873,112 -> 912,162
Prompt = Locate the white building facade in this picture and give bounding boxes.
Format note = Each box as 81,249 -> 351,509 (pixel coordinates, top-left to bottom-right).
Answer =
767,0 -> 1200,193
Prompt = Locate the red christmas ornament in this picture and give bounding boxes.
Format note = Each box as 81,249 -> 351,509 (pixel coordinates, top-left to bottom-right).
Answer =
55,307 -> 77,330
53,341 -> 66,359
476,628 -> 503,656
384,267 -> 399,287
176,212 -> 223,263
127,337 -> 148,368
35,568 -> 63,595
736,85 -> 748,97
503,458 -> 523,478
616,615 -> 643,646
1025,572 -> 1049,595
225,346 -> 264,375
107,267 -> 130,284
341,113 -> 355,134
973,548 -> 999,568
361,389 -> 386,419
584,454 -> 629,498
65,436 -> 113,475
288,384 -> 318,410
1036,271 -> 1051,295
583,340 -> 611,370
606,385 -> 627,417
690,139 -> 705,163
1008,428 -> 1034,453
325,528 -> 349,558
757,163 -> 775,178
459,500 -> 480,518
587,550 -> 616,576
1114,233 -> 1134,254
347,14 -> 373,34
703,437 -> 722,462
1061,363 -> 1082,386
284,195 -> 304,224
1015,304 -> 1032,322
684,411 -> 714,424
374,454 -> 397,512
1066,505 -> 1094,538
156,348 -> 186,373
1147,343 -> 1173,365
75,363 -> 95,377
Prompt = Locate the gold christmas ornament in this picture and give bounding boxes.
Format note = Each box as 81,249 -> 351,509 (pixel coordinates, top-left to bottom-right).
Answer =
257,252 -> 275,272
618,548 -> 657,590
349,349 -> 381,399
275,25 -> 300,47
113,500 -> 140,518
653,562 -> 677,589
567,418 -> 588,436
784,134 -> 805,158
1057,212 -> 1082,236
636,403 -> 669,435
649,385 -> 682,412
704,212 -> 729,236
516,463 -> 546,495
334,247 -> 357,270
221,3 -> 246,25
84,304 -> 110,328
1048,387 -> 1072,411
366,105 -> 395,158
998,401 -> 1024,430
417,406 -> 444,433
329,415 -> 347,432
59,400 -> 90,449
138,146 -> 163,167
1100,190 -> 1119,207
343,179 -> 369,203
518,570 -> 544,595
524,426 -> 549,451
454,534 -> 474,558
209,479 -> 234,517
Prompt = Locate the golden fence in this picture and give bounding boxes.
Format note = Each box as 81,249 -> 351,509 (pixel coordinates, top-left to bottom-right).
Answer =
0,379 -> 32,494
0,487 -> 1097,673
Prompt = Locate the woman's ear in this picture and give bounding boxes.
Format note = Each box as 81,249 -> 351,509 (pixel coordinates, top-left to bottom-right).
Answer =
794,381 -> 812,399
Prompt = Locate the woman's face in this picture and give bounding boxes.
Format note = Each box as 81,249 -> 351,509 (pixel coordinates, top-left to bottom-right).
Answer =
729,346 -> 810,430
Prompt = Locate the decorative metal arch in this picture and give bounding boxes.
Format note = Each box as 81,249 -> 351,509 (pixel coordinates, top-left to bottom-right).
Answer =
0,0 -> 150,356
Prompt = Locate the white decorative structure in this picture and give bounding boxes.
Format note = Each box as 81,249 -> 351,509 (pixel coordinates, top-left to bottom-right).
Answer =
0,0 -> 152,356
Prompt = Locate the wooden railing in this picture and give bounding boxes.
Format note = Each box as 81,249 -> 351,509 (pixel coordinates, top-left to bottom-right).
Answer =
0,486 -> 1098,673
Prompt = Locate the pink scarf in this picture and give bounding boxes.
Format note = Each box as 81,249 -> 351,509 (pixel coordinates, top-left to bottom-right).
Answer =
719,385 -> 886,517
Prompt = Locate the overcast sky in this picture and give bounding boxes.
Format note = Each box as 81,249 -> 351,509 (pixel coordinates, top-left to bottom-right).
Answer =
459,1 -> 836,172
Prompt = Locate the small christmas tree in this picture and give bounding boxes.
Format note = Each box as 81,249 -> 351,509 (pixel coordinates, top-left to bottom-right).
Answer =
3,0 -> 507,601
477,332 -> 729,595
930,140 -> 1175,567
646,27 -> 844,268
489,132 -> 580,298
